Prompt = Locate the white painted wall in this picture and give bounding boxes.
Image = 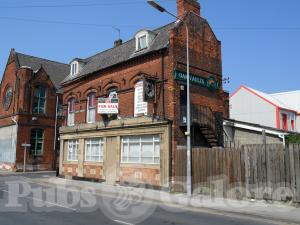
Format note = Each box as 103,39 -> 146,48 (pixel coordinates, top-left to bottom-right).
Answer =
230,88 -> 277,128
296,115 -> 300,132
0,125 -> 17,163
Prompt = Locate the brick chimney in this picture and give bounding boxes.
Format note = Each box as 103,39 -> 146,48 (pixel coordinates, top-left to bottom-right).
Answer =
114,39 -> 123,47
177,0 -> 200,19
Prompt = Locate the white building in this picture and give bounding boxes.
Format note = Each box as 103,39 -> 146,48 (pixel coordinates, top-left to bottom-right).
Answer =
230,85 -> 298,132
270,91 -> 300,131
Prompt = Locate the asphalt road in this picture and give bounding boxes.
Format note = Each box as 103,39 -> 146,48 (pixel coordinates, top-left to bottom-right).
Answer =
0,172 -> 283,225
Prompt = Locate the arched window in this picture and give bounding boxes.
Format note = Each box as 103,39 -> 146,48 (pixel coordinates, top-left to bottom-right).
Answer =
32,86 -> 46,114
87,92 -> 96,123
67,98 -> 75,126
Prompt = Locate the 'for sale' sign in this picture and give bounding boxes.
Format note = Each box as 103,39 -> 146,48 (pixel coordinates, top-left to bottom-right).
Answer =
98,98 -> 118,114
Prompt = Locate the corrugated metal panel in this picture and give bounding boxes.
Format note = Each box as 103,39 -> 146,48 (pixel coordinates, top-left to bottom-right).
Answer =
0,125 -> 16,163
271,91 -> 300,112
230,88 -> 277,128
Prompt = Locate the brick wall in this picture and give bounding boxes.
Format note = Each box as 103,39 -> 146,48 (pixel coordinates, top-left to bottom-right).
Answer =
119,167 -> 160,187
63,164 -> 78,177
60,8 -> 229,187
0,51 -> 61,171
62,53 -> 171,125
83,165 -> 104,179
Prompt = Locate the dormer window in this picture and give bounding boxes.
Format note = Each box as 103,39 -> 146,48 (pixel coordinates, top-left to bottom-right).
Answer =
71,61 -> 78,76
137,35 -> 147,50
135,30 -> 156,52
135,30 -> 150,51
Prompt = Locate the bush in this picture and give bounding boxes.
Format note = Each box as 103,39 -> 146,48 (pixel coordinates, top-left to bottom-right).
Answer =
286,134 -> 300,144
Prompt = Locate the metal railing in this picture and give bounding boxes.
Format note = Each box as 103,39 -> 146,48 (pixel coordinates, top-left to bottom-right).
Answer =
180,104 -> 225,146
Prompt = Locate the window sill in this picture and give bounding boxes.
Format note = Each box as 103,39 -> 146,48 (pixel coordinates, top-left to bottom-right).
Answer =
84,161 -> 103,166
31,155 -> 43,157
135,47 -> 148,53
120,163 -> 160,169
64,160 -> 78,164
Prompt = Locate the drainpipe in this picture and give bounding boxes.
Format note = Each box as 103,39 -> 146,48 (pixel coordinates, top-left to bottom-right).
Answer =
161,51 -> 165,120
279,134 -> 286,147
11,116 -> 18,170
53,95 -> 59,171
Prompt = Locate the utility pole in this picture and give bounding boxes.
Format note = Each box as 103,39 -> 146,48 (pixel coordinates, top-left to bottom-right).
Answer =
147,0 -> 192,196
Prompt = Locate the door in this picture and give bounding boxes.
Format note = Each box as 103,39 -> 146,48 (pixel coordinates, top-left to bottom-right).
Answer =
104,136 -> 118,185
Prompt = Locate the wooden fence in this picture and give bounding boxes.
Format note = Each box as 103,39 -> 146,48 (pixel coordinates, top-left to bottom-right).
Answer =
174,144 -> 300,202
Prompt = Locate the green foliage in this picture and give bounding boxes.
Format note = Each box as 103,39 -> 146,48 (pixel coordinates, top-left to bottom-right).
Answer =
286,134 -> 300,144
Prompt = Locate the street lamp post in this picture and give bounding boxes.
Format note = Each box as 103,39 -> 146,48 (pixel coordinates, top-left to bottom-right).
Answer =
147,0 -> 192,197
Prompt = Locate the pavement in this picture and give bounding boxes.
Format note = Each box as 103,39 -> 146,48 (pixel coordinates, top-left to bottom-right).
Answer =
31,174 -> 300,224
0,172 -> 299,225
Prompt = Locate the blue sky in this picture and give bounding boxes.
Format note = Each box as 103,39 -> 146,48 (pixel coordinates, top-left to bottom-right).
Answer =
0,0 -> 300,94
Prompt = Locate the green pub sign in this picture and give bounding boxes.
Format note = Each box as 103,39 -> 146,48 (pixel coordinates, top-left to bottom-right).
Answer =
174,70 -> 219,90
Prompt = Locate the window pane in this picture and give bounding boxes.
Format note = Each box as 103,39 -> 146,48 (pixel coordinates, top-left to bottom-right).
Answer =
128,136 -> 140,142
68,140 -> 78,161
69,99 -> 75,112
154,143 -> 160,157
142,142 -> 153,157
88,93 -> 96,108
122,143 -> 128,162
87,108 -> 95,123
68,99 -> 75,126
141,142 -> 154,163
85,139 -> 102,162
128,142 -> 140,163
121,135 -> 160,164
141,135 -> 153,142
32,87 -> 46,114
68,113 -> 74,126
138,35 -> 147,49
40,87 -> 46,98
30,129 -> 44,156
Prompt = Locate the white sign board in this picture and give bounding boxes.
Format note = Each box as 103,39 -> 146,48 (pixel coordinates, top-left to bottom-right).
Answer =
98,98 -> 119,114
134,81 -> 147,117
21,143 -> 31,148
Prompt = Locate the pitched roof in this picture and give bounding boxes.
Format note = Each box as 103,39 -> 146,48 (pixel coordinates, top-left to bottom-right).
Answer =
61,22 -> 176,85
14,51 -> 70,91
270,90 -> 300,113
231,85 -> 296,112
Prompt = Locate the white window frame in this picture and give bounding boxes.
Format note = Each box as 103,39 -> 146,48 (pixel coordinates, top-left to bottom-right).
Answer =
86,93 -> 96,123
121,135 -> 160,164
85,138 -> 104,162
135,31 -> 148,51
68,140 -> 79,161
67,98 -> 75,126
71,61 -> 79,76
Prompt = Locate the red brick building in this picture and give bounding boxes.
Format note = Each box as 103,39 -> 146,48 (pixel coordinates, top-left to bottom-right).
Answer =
59,0 -> 229,189
0,49 -> 69,171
